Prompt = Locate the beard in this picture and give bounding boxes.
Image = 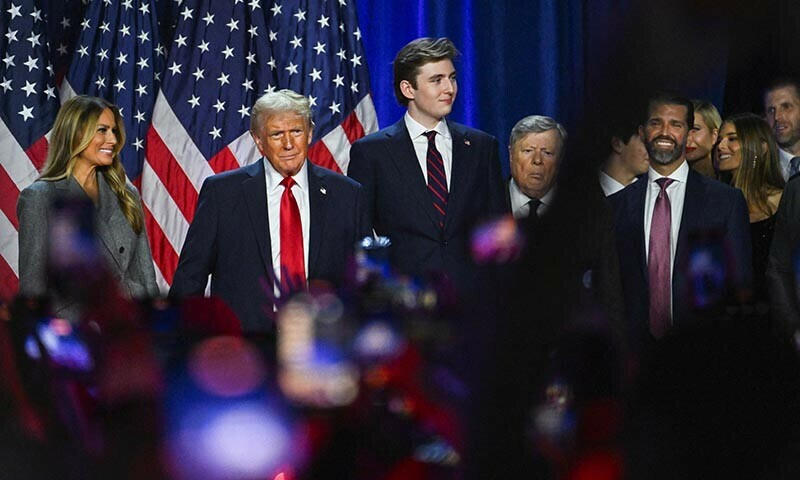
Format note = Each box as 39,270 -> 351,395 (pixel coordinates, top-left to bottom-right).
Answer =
646,135 -> 685,165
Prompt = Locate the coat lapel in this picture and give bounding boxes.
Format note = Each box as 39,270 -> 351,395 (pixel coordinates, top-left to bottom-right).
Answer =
383,120 -> 441,230
629,177 -> 648,281
241,161 -> 274,277
445,121 -> 473,231
676,168 -> 704,267
95,174 -> 134,273
307,162 -> 326,278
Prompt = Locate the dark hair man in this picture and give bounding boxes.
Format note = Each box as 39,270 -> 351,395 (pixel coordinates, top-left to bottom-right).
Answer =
347,38 -> 505,292
610,91 -> 752,344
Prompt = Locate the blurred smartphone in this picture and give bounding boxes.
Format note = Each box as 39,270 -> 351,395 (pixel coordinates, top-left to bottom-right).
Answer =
46,197 -> 105,298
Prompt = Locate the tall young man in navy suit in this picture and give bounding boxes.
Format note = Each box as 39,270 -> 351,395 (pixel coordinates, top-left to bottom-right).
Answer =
610,92 -> 752,344
171,90 -> 368,332
348,38 -> 505,292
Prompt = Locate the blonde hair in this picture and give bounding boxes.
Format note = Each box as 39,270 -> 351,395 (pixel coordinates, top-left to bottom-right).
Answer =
40,95 -> 144,234
691,99 -> 722,132
724,113 -> 785,217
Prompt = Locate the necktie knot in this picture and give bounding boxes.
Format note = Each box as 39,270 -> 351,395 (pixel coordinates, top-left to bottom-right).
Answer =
655,177 -> 674,191
280,176 -> 296,189
527,198 -> 541,217
790,157 -> 800,176
424,130 -> 437,143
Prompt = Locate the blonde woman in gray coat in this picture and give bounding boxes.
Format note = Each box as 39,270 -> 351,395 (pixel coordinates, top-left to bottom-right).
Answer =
16,95 -> 158,315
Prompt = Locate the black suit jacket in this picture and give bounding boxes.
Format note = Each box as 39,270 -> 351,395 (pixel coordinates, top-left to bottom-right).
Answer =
610,167 -> 752,343
170,160 -> 368,332
767,177 -> 800,333
347,119 -> 505,291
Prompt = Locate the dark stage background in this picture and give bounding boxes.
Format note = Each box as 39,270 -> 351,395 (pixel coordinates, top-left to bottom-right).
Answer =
356,0 -> 800,176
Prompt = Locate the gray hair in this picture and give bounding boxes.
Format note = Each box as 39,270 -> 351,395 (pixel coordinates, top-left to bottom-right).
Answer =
509,115 -> 567,153
250,89 -> 314,133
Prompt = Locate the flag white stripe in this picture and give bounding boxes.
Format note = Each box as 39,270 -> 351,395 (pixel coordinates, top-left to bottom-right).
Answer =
321,125 -> 353,173
0,117 -> 40,190
355,94 -> 379,135
151,90 -> 214,193
228,130 -> 261,168
0,210 -> 19,276
140,159 -> 189,256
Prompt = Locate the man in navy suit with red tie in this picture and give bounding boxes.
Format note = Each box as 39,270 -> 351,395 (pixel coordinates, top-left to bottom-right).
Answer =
348,37 -> 505,292
171,90 -> 368,332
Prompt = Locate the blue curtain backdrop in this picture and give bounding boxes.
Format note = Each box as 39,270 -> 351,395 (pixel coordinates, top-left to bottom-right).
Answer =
355,0 -> 731,175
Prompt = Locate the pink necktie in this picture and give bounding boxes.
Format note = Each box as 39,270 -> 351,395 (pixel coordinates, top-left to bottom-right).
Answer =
648,177 -> 674,338
280,177 -> 305,293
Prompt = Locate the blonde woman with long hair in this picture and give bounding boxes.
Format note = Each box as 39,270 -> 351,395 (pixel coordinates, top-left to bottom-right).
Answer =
16,95 -> 158,308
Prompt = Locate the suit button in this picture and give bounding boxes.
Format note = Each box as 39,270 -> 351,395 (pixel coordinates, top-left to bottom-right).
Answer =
119,246 -> 125,253
441,240 -> 448,247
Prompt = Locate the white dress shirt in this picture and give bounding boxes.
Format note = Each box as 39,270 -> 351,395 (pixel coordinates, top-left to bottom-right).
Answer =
779,147 -> 794,181
264,158 -> 310,291
598,170 -> 636,197
405,112 -> 453,189
643,160 -> 689,317
509,178 -> 555,219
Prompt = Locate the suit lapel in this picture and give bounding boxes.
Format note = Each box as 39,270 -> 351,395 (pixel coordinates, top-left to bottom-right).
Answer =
242,161 -> 274,277
629,177 -> 648,281
307,162 -> 326,278
445,121 -> 472,231
95,174 -> 134,273
676,169 -> 704,267
383,120 -> 441,230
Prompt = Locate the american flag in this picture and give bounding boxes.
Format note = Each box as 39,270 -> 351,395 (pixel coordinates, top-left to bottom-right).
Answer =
0,0 -> 378,298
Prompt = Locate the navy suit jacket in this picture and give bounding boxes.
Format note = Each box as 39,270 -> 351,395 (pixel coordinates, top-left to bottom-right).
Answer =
347,119 -> 505,291
609,167 -> 752,342
170,160 -> 368,332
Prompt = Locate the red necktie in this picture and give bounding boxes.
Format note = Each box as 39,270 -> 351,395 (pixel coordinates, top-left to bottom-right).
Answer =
424,130 -> 448,228
648,177 -> 674,338
280,176 -> 305,293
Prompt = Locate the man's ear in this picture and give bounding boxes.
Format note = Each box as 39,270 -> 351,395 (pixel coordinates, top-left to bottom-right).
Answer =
399,79 -> 415,102
611,136 -> 624,154
251,131 -> 264,155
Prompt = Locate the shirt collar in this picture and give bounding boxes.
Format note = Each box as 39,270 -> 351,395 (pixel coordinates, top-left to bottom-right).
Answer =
647,158 -> 689,184
264,157 -> 309,193
404,111 -> 451,141
509,177 -> 556,206
779,147 -> 794,167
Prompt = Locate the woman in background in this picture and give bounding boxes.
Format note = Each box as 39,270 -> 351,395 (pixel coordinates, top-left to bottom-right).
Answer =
16,95 -> 158,311
686,99 -> 721,179
716,112 -> 784,302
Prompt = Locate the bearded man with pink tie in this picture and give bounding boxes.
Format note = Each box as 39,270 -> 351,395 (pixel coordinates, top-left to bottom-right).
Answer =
609,92 -> 752,346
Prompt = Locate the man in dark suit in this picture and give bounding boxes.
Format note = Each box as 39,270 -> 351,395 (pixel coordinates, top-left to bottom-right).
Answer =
767,177 -> 800,335
610,92 -> 752,344
170,90 -> 368,332
504,114 -> 626,342
347,37 -> 505,293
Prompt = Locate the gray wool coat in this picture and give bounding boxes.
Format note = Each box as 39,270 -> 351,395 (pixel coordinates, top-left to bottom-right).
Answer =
16,173 -> 159,315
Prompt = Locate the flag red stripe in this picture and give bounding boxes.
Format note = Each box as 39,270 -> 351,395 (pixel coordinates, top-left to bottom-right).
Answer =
145,127 -> 199,223
143,203 -> 179,285
308,142 -> 342,173
25,136 -> 48,171
0,167 -> 21,229
209,146 -> 240,174
0,255 -> 19,301
340,111 -> 365,145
